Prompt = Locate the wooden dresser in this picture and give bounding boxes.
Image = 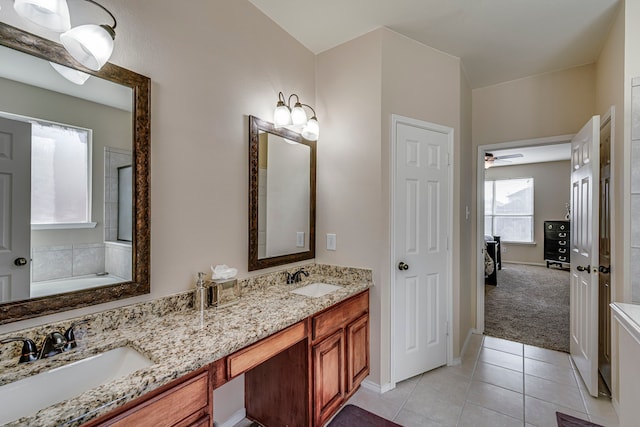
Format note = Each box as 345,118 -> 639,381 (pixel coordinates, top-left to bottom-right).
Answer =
544,220 -> 570,268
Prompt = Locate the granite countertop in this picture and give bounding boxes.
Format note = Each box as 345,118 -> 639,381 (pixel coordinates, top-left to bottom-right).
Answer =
611,302 -> 640,342
0,267 -> 371,427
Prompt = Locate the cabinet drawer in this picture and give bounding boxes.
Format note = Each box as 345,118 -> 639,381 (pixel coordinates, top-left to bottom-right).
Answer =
313,291 -> 369,341
545,231 -> 570,241
545,221 -> 569,232
228,321 -> 307,378
105,371 -> 209,427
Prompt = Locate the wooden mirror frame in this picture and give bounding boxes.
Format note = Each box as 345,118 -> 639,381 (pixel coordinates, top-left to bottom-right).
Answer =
0,22 -> 151,324
248,115 -> 316,271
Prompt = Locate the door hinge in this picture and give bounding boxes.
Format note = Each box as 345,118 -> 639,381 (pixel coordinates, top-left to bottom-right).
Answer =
447,152 -> 451,166
445,321 -> 450,336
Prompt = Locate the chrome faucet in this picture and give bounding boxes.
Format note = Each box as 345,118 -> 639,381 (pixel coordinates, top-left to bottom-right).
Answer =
286,268 -> 309,284
0,319 -> 88,364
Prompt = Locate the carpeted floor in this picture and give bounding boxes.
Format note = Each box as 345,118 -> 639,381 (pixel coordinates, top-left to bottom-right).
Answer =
484,263 -> 570,353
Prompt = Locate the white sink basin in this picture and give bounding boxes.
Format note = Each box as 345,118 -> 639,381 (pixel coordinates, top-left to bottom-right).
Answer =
0,346 -> 154,425
290,282 -> 342,298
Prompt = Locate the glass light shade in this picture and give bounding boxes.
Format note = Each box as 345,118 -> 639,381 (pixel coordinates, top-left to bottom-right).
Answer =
301,117 -> 319,141
60,24 -> 115,71
49,62 -> 91,85
14,0 -> 71,32
274,103 -> 291,128
290,103 -> 307,126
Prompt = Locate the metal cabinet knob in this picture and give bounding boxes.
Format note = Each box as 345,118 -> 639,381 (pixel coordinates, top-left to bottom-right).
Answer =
398,262 -> 409,271
599,265 -> 610,274
576,265 -> 590,272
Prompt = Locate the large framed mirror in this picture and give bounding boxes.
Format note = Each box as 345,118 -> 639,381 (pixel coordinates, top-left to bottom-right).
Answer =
248,116 -> 315,270
0,22 -> 150,324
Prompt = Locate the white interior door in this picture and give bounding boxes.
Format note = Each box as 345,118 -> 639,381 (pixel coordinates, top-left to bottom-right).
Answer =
393,116 -> 451,383
570,115 -> 600,397
0,116 -> 31,302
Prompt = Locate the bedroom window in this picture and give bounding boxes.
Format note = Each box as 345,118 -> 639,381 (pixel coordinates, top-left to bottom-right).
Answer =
485,177 -> 534,243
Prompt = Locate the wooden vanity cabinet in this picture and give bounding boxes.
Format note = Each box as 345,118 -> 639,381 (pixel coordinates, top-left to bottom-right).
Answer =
311,290 -> 370,426
84,368 -> 212,427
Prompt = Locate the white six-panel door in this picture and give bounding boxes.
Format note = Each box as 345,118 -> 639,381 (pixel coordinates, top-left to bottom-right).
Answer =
570,115 -> 600,397
0,116 -> 31,302
393,116 -> 451,383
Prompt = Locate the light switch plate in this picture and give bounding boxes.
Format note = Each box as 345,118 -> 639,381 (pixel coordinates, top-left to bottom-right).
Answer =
296,232 -> 305,248
326,233 -> 337,251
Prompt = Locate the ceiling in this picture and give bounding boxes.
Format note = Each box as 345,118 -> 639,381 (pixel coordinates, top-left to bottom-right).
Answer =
248,0 -> 621,88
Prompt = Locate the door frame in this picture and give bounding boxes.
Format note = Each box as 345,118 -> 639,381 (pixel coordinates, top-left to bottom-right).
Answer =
389,114 -> 454,387
475,134 -> 574,333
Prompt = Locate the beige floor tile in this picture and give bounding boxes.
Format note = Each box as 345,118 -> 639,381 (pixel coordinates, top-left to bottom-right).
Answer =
381,377 -> 419,405
580,392 -> 618,425
473,361 -> 524,393
589,413 -> 619,427
458,402 -> 523,427
525,395 -> 589,427
524,357 -> 577,386
524,345 -> 571,368
346,387 -> 403,421
393,408 -> 445,427
479,347 -> 524,372
466,380 -> 524,420
483,336 -> 524,356
231,419 -> 253,427
524,374 -> 586,413
403,384 -> 464,426
418,367 -> 472,405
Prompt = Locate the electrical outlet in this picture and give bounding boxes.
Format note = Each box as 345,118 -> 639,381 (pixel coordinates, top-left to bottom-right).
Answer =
296,232 -> 305,248
326,233 -> 337,251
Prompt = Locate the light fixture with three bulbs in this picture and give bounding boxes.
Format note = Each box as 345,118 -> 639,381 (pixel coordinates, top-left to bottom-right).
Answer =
12,0 -> 117,84
273,92 -> 320,141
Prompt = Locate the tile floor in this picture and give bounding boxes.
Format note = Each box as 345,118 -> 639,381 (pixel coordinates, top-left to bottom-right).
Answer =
344,334 -> 619,426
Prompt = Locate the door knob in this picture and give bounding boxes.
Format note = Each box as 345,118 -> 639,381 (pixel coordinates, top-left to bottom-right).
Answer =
576,265 -> 590,272
398,262 -> 409,271
599,265 -> 610,274
14,257 -> 28,266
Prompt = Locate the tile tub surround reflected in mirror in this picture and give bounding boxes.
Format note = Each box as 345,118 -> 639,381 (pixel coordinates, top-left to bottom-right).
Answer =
0,263 -> 371,427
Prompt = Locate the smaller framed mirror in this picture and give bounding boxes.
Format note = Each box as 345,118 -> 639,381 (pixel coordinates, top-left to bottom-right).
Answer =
248,116 -> 316,270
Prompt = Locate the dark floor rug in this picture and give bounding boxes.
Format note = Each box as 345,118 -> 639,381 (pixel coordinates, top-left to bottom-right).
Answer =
556,411 -> 603,426
328,404 -> 401,427
485,263 -> 570,353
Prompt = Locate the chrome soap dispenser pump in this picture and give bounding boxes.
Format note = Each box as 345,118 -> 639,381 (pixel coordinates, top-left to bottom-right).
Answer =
194,272 -> 207,313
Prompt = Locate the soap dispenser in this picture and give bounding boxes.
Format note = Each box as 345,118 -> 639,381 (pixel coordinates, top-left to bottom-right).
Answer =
194,272 -> 207,313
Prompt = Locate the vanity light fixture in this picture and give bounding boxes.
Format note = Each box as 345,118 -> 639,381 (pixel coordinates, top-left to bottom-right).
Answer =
273,92 -> 320,141
13,0 -> 71,32
60,0 -> 117,71
13,0 -> 117,72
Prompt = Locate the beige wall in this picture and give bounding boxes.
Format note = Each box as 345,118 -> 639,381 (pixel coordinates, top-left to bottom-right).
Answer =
596,1 -> 626,305
473,64 -> 596,146
315,29 -> 383,384
317,28 -> 470,388
485,161 -> 571,265
1,0 -> 316,423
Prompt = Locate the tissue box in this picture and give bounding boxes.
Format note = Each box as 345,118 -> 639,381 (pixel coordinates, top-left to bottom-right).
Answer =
208,278 -> 240,308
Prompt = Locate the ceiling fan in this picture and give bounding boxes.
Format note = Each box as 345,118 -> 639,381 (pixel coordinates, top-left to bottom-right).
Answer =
484,152 -> 523,169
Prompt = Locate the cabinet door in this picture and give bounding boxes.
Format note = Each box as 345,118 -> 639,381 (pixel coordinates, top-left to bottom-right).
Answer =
346,314 -> 369,393
313,330 -> 345,426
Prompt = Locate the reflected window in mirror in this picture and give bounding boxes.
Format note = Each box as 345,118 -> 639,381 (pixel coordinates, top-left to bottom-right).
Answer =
249,116 -> 316,271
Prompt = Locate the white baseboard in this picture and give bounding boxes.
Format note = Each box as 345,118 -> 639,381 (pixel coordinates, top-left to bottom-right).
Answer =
215,408 -> 246,427
502,261 -> 546,267
361,379 -> 394,394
